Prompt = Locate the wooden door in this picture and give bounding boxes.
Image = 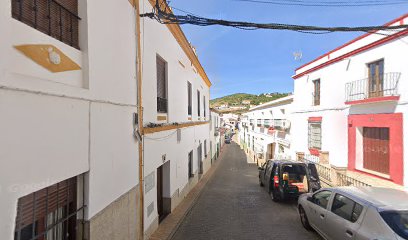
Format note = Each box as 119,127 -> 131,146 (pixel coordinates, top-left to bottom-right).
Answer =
157,165 -> 164,222
363,127 -> 390,174
268,143 -> 275,159
368,60 -> 384,98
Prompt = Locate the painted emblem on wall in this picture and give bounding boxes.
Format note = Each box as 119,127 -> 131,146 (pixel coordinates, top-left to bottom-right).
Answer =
14,44 -> 81,73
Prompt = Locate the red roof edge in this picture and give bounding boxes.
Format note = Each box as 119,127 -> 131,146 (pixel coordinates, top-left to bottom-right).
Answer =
294,13 -> 408,72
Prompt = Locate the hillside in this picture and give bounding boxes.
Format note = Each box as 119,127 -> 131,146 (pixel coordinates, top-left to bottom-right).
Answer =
210,93 -> 289,110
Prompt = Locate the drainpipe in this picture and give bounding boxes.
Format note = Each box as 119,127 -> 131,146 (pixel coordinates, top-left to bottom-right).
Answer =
134,0 -> 144,239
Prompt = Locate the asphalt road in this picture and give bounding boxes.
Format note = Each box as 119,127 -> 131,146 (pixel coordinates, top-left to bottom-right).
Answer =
172,141 -> 322,240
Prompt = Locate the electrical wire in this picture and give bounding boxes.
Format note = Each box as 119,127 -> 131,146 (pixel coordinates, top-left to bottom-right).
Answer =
233,0 -> 408,7
140,2 -> 408,34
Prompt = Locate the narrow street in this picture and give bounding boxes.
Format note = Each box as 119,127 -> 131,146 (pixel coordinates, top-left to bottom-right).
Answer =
172,141 -> 321,240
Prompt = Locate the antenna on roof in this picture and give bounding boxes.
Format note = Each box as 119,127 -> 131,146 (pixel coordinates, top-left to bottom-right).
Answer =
293,50 -> 303,61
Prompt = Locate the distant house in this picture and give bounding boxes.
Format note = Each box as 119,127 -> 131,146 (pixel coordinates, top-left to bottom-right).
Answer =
242,100 -> 251,105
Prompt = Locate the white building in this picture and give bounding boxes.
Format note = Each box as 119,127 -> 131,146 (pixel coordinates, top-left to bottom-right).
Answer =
210,110 -> 222,163
220,113 -> 239,129
239,96 -> 293,166
1,0 -> 141,239
291,14 -> 408,188
139,0 -> 212,237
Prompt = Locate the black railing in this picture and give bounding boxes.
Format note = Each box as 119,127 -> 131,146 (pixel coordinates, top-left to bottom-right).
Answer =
188,105 -> 192,115
12,0 -> 80,49
157,97 -> 168,113
345,72 -> 401,102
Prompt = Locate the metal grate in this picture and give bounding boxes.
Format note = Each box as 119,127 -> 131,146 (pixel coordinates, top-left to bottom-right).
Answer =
345,72 -> 401,102
308,121 -> 322,150
157,97 -> 168,113
12,0 -> 80,49
14,175 -> 85,240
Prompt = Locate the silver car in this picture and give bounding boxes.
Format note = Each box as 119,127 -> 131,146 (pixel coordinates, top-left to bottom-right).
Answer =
298,187 -> 408,240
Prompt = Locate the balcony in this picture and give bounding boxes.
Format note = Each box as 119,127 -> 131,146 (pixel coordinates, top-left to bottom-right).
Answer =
157,97 -> 168,113
345,72 -> 401,104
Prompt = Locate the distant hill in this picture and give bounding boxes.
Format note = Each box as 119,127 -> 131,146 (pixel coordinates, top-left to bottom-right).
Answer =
210,93 -> 289,111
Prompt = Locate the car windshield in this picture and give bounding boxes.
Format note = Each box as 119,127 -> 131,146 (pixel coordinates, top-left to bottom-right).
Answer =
380,210 -> 408,239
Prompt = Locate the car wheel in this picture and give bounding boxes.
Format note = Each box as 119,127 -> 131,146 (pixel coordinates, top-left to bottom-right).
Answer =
270,190 -> 279,202
299,205 -> 312,231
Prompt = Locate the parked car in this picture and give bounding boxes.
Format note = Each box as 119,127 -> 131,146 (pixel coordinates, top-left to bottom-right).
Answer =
258,160 -> 321,201
298,187 -> 408,240
225,138 -> 231,144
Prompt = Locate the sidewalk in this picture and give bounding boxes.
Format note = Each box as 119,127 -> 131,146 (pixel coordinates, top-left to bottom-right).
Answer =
149,142 -> 227,240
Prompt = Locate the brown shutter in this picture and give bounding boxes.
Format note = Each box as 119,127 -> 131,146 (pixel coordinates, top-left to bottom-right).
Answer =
157,57 -> 166,99
12,0 -> 79,49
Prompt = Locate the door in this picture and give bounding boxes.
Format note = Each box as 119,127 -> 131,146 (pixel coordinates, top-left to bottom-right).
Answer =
307,163 -> 321,192
325,193 -> 364,240
363,127 -> 390,174
308,190 -> 332,239
268,143 -> 275,159
157,165 -> 164,222
263,161 -> 274,191
368,60 -> 384,98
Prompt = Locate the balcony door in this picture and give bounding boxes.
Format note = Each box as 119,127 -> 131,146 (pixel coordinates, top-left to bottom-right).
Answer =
368,60 -> 384,98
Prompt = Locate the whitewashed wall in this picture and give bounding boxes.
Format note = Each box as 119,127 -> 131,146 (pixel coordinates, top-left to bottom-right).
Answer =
0,0 -> 140,238
292,16 -> 408,173
139,0 -> 211,233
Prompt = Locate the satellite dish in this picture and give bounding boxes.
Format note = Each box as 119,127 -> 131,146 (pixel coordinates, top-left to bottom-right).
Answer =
293,50 -> 303,61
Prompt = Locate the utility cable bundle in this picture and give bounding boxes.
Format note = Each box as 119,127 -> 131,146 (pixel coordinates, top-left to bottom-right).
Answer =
140,0 -> 408,34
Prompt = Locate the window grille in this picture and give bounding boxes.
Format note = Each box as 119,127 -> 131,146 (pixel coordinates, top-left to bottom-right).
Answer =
12,0 -> 80,49
308,121 -> 322,149
14,175 -> 85,240
197,90 -> 201,117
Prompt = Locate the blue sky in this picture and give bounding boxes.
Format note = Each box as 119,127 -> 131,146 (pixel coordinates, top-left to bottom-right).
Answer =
169,0 -> 407,99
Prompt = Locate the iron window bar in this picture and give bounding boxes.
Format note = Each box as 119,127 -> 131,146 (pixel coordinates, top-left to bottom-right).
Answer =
345,72 -> 401,102
12,0 -> 81,49
157,97 -> 168,113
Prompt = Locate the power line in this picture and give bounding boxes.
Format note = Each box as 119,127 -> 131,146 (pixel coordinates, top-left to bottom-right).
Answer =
140,2 -> 408,34
233,0 -> 408,7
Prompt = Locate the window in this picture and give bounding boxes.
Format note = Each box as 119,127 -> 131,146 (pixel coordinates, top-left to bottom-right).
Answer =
12,0 -> 80,49
312,190 -> 331,209
188,150 -> 193,178
197,90 -> 201,117
203,96 -> 206,119
380,210 -> 408,239
157,56 -> 168,113
313,79 -> 320,106
198,143 -> 203,174
331,194 -> 363,223
308,121 -> 322,150
187,82 -> 192,115
204,140 -> 207,158
14,175 -> 85,240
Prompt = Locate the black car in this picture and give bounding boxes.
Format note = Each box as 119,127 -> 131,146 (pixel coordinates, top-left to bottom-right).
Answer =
258,160 -> 320,201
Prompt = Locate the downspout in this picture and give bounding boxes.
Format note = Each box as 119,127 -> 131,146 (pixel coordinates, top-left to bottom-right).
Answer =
134,0 -> 144,239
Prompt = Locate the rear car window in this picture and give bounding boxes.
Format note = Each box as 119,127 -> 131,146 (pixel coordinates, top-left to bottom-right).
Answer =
331,194 -> 363,223
380,210 -> 408,239
282,164 -> 306,175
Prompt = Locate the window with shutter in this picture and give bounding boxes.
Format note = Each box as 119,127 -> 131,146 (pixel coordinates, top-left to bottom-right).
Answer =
12,0 -> 80,49
308,121 -> 322,150
14,175 -> 85,240
187,82 -> 192,115
156,56 -> 168,113
203,96 -> 206,118
197,90 -> 201,117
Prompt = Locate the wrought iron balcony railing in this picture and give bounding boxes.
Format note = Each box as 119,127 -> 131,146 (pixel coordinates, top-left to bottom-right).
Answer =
157,97 -> 168,113
345,72 -> 401,102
